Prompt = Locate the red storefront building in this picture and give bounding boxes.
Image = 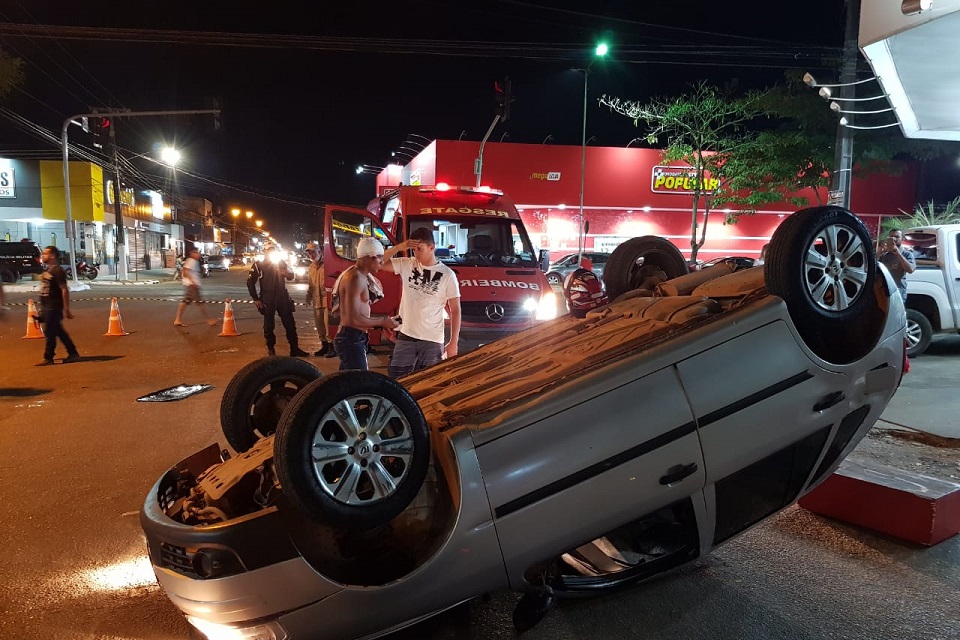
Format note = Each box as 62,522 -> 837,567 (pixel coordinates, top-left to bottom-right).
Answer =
377,140 -> 917,261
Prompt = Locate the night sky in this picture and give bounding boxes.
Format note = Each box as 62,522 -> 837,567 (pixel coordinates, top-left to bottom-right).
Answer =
1,0 -> 955,240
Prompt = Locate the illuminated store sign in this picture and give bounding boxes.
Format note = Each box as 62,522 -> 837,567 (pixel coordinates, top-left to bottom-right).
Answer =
651,165 -> 718,194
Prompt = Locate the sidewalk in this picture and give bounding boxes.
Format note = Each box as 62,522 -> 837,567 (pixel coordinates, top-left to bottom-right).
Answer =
2,268 -> 172,293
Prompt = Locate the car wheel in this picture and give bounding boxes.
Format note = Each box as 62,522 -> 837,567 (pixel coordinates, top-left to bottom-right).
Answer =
220,357 -> 322,453
905,309 -> 932,357
603,236 -> 689,300
546,272 -> 562,285
0,267 -> 17,284
275,371 -> 431,531
765,206 -> 879,364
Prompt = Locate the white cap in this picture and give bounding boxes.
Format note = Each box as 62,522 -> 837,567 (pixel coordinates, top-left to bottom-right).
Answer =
357,237 -> 384,259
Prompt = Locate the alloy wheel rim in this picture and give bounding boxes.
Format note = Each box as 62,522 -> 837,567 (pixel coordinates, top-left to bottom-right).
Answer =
803,223 -> 868,311
309,394 -> 414,505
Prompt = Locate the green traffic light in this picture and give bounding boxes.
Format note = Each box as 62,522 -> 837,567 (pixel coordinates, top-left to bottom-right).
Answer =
596,43 -> 608,57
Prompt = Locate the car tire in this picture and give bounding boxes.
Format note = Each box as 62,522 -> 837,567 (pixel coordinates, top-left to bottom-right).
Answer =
275,371 -> 431,531
765,206 -> 880,364
603,236 -> 689,300
220,357 -> 322,453
546,272 -> 563,285
905,309 -> 932,357
0,267 -> 17,284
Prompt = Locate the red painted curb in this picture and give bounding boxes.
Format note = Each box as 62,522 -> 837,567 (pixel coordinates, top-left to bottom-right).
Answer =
799,459 -> 960,546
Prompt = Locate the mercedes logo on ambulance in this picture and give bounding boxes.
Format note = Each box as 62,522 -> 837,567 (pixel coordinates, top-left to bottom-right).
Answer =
485,303 -> 506,322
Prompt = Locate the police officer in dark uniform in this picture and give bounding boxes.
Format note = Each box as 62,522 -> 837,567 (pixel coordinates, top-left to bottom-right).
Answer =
247,243 -> 308,357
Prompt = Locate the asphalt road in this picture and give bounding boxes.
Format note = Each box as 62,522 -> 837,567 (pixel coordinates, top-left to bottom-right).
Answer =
0,269 -> 957,640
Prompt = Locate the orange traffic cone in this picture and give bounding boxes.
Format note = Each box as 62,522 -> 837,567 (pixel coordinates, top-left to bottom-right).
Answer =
104,297 -> 129,336
218,298 -> 242,337
21,299 -> 44,339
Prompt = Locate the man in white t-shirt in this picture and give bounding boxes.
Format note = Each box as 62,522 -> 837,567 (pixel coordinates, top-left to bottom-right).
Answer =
173,246 -> 217,327
381,226 -> 461,378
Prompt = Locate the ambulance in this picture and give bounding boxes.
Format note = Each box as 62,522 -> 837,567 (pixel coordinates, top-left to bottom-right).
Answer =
322,184 -> 559,349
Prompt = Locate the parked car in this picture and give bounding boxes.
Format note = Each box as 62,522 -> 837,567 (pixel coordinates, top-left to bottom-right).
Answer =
141,207 -> 905,640
203,254 -> 231,272
692,256 -> 756,271
0,240 -> 43,283
292,256 -> 312,282
895,226 -> 960,357
546,251 -> 611,284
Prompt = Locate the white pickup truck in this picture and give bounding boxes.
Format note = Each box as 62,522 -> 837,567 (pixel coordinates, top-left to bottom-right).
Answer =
901,225 -> 960,356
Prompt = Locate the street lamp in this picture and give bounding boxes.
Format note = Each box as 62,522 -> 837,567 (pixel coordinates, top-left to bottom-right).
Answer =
577,42 -> 608,261
160,147 -> 181,166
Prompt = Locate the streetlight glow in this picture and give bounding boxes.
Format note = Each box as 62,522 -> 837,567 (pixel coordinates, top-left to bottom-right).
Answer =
160,147 -> 181,166
596,43 -> 608,57
231,208 -> 241,218
245,210 -> 254,219
256,220 -> 263,228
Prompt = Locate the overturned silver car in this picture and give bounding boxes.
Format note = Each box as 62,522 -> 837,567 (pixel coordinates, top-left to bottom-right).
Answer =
141,207 -> 906,640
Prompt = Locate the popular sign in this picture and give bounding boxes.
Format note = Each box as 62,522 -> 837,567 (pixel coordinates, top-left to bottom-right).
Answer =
0,167 -> 15,198
651,165 -> 718,195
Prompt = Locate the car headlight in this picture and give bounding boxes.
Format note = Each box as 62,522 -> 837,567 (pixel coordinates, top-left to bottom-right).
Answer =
186,616 -> 288,640
536,291 -> 558,320
222,258 -> 230,268
294,266 -> 307,277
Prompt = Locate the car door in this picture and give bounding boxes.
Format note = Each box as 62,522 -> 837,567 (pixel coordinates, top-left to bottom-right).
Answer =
323,205 -> 399,317
474,364 -> 706,584
675,319 -> 851,544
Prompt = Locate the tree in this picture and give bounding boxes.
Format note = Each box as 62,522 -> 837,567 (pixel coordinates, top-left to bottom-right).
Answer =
0,49 -> 24,98
600,82 -> 770,262
883,197 -> 960,232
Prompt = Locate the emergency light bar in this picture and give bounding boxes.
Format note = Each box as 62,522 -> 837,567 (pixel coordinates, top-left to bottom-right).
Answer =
420,184 -> 504,196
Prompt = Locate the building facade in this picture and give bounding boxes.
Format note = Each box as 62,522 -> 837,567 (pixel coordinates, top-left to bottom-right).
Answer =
376,140 -> 917,261
0,157 -> 181,273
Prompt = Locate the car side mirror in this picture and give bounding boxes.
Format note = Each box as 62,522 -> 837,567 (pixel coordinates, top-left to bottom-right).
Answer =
538,249 -> 550,272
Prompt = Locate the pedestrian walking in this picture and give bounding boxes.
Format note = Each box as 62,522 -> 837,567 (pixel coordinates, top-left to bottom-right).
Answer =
381,226 -> 461,378
173,247 -> 218,327
332,237 -> 399,370
879,229 -> 916,301
305,241 -> 335,358
247,243 -> 308,357
37,245 -> 80,366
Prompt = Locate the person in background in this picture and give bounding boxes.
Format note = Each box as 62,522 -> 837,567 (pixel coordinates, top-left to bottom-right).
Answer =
247,243 -> 308,357
173,246 -> 217,327
37,245 -> 80,366
333,237 -> 399,370
380,226 -> 462,378
305,240 -> 335,357
879,229 -> 916,301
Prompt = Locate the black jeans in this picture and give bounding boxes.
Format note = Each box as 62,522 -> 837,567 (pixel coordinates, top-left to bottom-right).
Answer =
41,308 -> 78,361
262,303 -> 299,351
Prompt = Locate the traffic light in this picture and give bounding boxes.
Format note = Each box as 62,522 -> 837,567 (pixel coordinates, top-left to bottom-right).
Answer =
494,77 -> 512,122
91,117 -> 111,149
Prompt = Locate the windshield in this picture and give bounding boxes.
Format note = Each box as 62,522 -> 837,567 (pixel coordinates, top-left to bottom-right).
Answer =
409,216 -> 539,268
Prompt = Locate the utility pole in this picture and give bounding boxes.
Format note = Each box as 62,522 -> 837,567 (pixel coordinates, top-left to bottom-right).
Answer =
830,0 -> 861,210
108,124 -> 127,280
61,107 -> 219,285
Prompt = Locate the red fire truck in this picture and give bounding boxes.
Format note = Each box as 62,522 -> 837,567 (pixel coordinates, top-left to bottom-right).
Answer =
322,184 -> 559,349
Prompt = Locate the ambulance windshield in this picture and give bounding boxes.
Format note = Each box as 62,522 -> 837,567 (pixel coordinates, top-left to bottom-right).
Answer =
410,217 -> 538,268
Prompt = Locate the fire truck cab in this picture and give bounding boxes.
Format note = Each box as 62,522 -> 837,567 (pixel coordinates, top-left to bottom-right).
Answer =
322,184 -> 559,349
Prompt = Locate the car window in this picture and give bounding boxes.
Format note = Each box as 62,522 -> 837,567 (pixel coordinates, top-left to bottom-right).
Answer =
590,253 -> 608,265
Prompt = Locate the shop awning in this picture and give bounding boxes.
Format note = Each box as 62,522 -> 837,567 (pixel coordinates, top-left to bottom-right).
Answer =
860,0 -> 960,140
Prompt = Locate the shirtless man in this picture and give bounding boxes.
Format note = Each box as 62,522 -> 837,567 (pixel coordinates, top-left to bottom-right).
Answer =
333,237 -> 400,370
